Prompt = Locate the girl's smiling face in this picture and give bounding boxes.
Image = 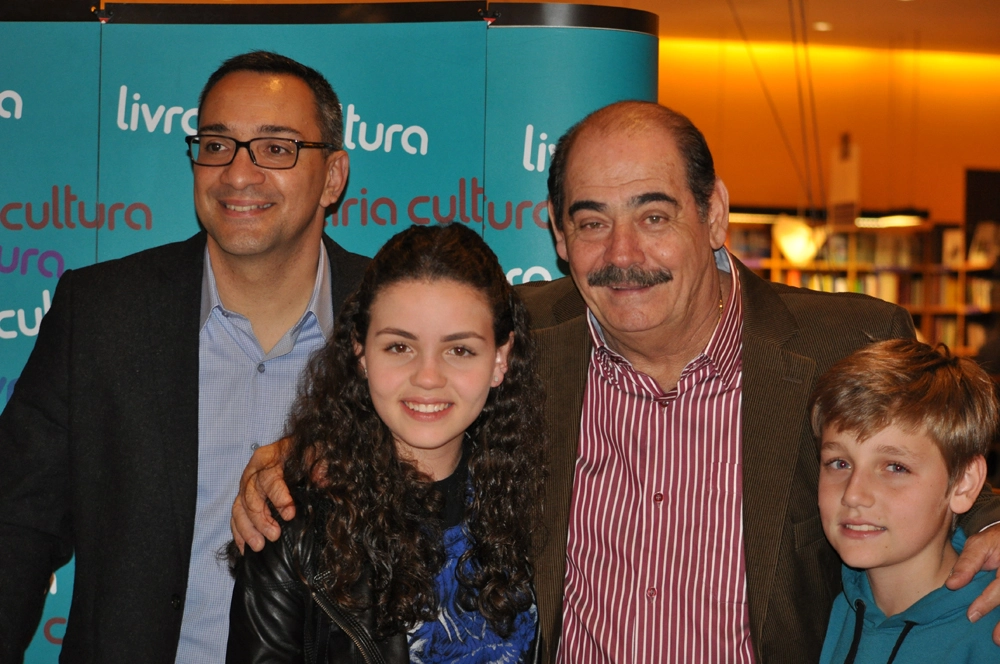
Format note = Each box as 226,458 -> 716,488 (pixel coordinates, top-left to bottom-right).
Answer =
359,278 -> 511,480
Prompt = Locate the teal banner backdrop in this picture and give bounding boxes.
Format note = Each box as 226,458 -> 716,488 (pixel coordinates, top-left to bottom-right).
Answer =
1,23 -> 101,658
1,23 -> 100,370
483,22 -> 659,283
0,7 -> 656,661
96,21 -> 489,261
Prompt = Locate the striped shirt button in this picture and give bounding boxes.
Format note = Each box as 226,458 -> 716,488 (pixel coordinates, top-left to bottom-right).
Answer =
645,587 -> 657,599
653,492 -> 663,504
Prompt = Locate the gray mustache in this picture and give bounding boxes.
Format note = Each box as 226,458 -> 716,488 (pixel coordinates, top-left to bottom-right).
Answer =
587,265 -> 673,288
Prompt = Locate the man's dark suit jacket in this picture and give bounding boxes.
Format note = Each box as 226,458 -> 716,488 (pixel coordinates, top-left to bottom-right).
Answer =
518,258 -> 1000,663
0,232 -> 368,663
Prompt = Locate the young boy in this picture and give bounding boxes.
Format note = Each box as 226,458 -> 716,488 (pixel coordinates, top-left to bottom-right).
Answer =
811,338 -> 1000,663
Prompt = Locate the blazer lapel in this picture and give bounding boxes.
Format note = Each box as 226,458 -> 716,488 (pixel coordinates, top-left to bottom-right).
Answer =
321,233 -> 369,315
153,234 -> 207,563
535,312 -> 589,655
736,261 -> 817,646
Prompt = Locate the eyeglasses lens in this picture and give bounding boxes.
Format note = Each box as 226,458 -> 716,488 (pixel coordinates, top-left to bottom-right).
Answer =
190,137 -> 298,169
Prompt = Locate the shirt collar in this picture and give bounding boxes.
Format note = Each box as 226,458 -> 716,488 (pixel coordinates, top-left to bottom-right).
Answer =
199,240 -> 335,339
586,247 -> 744,390
704,249 -> 743,388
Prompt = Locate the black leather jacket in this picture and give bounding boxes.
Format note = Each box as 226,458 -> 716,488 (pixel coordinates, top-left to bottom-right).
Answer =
226,507 -> 408,664
227,461 -> 539,664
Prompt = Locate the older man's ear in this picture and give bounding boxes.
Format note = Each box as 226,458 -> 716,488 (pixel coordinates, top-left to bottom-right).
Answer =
707,179 -> 730,251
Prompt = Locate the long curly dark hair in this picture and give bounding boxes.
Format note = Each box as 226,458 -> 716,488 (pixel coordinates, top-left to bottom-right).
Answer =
284,223 -> 546,638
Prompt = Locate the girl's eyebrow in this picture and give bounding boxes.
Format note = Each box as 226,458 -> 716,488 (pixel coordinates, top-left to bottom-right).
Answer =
373,327 -> 416,340
373,330 -> 488,342
442,332 -> 486,342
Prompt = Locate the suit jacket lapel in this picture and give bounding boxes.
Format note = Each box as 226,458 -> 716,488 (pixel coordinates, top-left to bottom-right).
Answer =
150,233 -> 207,562
321,233 -> 368,315
535,311 -> 589,654
736,260 -> 817,647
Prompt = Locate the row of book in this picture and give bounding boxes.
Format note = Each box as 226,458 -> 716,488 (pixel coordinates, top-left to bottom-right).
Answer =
968,322 -> 989,352
727,228 -> 771,260
729,220 -> 1000,268
844,233 -> 921,267
968,277 -> 998,309
948,221 -> 1000,267
931,320 -> 989,353
786,272 -> 998,310
936,318 -> 959,348
727,229 -> 925,266
785,270 -> 917,305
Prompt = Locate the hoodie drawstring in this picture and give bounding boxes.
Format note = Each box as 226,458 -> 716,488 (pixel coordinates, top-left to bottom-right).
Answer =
844,599 -> 866,664
844,599 -> 865,664
842,599 -> 917,664
885,621 -> 917,664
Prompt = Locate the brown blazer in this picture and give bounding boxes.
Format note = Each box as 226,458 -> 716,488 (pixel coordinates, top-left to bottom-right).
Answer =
517,257 -> 1000,663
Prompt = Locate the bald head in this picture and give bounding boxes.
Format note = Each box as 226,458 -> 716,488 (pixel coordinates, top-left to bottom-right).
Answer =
547,101 -> 716,230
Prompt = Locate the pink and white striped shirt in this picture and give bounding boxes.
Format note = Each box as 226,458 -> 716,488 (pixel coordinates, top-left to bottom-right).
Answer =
558,256 -> 754,663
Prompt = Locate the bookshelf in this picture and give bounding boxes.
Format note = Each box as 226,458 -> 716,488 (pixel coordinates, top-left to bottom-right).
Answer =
727,218 -> 999,356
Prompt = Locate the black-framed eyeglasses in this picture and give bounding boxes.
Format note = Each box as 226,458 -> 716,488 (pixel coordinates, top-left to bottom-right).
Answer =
185,134 -> 335,170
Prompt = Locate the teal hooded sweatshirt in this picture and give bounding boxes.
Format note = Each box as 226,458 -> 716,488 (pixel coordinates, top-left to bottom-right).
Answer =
820,529 -> 1000,664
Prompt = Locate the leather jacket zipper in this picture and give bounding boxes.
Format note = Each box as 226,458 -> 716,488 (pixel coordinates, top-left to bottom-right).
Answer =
309,588 -> 387,664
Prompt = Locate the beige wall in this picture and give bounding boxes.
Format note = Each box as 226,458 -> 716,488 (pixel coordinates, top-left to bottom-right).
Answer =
659,39 -> 1000,221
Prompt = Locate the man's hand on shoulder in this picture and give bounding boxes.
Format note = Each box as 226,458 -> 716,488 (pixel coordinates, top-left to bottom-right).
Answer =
231,438 -> 294,553
947,522 -> 1000,645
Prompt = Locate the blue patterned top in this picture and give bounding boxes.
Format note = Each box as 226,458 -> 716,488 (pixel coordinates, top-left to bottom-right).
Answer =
406,524 -> 537,663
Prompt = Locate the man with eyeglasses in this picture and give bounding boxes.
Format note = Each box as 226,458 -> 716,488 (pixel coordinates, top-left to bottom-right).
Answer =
0,51 -> 367,663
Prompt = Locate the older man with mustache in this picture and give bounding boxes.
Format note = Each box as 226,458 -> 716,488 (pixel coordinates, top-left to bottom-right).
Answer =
233,101 -> 1000,663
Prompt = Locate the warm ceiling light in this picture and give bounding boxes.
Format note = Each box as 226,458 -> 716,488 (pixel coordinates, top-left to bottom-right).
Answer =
729,212 -> 778,224
855,214 -> 924,228
813,21 -> 833,32
773,216 -> 827,266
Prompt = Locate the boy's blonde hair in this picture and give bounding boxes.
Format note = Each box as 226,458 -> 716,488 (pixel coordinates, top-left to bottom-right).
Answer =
810,338 -> 998,484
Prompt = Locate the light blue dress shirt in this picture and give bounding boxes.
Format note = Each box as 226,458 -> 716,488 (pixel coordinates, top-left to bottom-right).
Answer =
174,242 -> 334,663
